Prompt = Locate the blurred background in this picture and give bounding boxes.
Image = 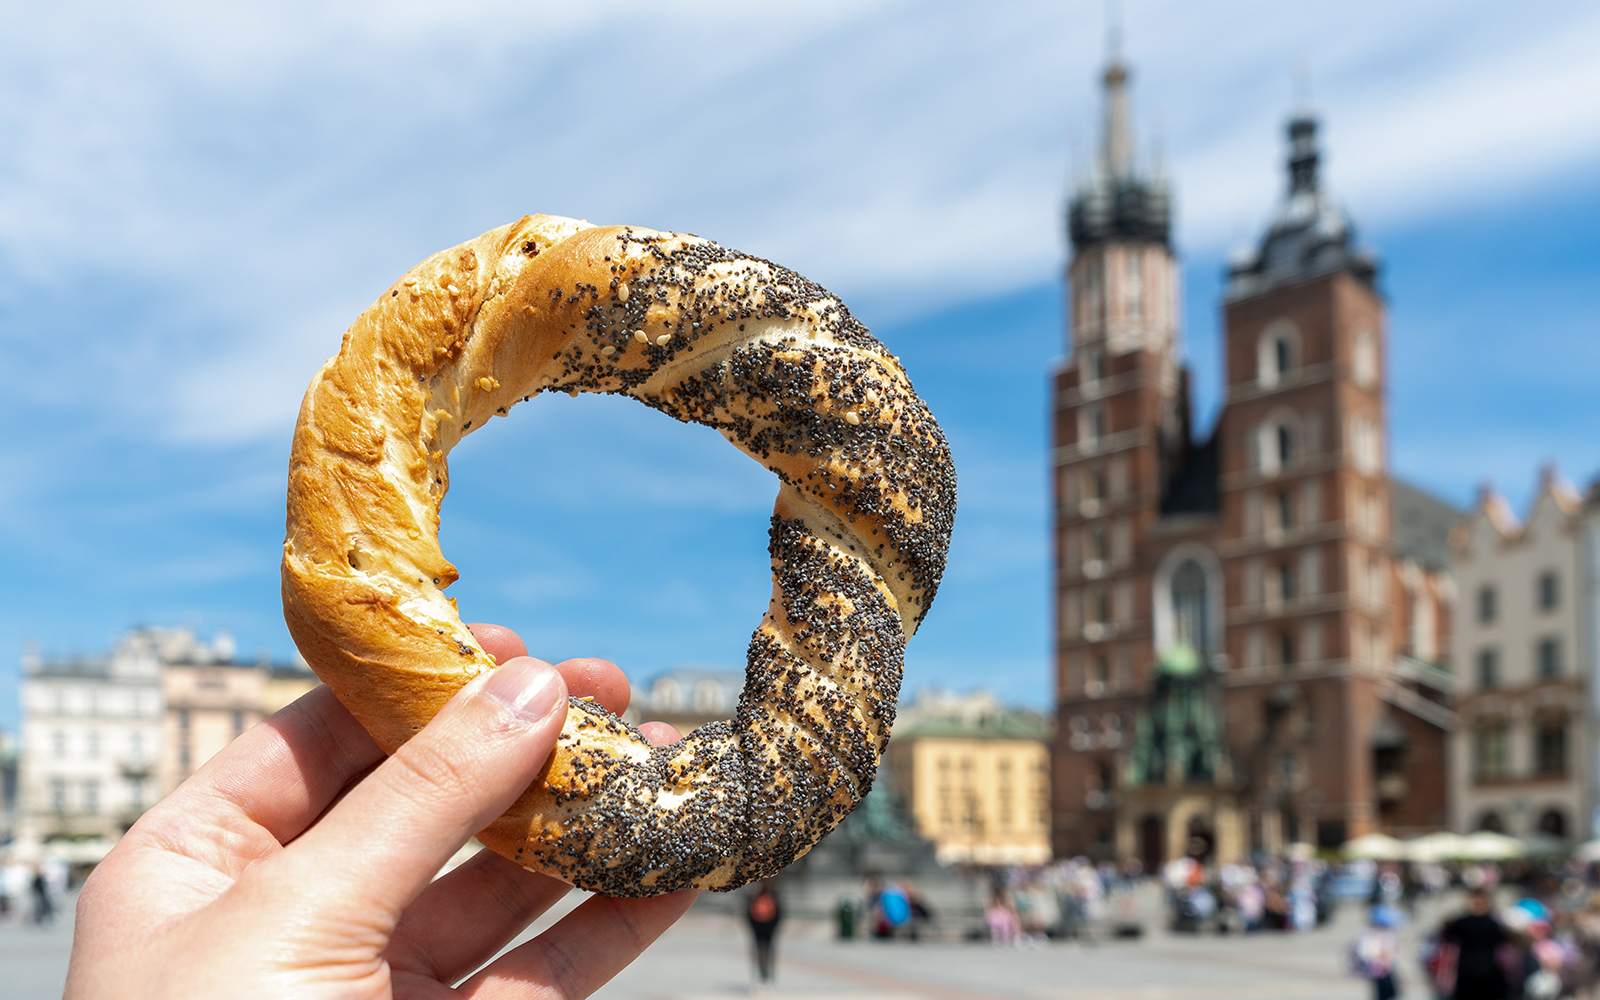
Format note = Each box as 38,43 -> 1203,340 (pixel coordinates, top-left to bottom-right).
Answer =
2,1 -> 1599,995
4,0 -> 1595,720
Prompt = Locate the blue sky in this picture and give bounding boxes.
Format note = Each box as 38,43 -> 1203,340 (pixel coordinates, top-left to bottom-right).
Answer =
3,1 -> 1599,729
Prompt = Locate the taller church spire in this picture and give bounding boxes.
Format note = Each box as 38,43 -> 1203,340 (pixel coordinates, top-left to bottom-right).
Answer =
1067,43 -> 1170,251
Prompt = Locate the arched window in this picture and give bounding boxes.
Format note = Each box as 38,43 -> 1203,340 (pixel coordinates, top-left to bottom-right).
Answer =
651,678 -> 683,712
1257,321 -> 1300,387
693,680 -> 725,713
1171,559 -> 1210,655
1353,328 -> 1377,388
1538,809 -> 1568,839
1477,811 -> 1505,834
1257,411 -> 1299,476
1154,545 -> 1223,662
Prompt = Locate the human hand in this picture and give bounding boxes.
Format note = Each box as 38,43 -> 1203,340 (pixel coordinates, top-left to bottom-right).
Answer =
64,624 -> 695,999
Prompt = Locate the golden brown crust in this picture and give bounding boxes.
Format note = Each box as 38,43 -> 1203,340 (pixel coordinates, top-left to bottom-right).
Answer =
281,216 -> 955,895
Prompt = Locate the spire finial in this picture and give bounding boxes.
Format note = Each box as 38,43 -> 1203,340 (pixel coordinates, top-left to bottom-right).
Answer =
1100,0 -> 1134,180
1291,58 -> 1312,113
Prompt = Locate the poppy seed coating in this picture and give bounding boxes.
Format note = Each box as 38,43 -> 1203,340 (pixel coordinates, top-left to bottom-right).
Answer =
281,215 -> 956,896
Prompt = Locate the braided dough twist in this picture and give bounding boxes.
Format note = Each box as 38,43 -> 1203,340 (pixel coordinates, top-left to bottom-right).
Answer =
281,215 -> 956,895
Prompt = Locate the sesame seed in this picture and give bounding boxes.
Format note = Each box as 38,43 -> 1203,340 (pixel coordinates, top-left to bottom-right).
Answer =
844,411 -> 861,425
601,345 -> 616,356
476,376 -> 499,391
634,330 -> 649,344
618,282 -> 630,302
568,387 -> 580,398
655,334 -> 671,346
447,284 -> 460,295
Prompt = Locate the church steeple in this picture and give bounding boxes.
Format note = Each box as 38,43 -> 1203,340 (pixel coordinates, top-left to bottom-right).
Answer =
1226,108 -> 1377,300
1067,46 -> 1170,251
1287,114 -> 1319,194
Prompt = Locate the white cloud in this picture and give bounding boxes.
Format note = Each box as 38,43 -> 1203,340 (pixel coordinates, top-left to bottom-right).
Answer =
1,0 -> 1597,451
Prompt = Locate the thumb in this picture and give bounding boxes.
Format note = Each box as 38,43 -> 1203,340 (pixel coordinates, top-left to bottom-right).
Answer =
266,656 -> 568,919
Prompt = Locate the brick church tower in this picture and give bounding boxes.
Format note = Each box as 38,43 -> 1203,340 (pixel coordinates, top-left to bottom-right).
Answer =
1051,60 -> 1454,865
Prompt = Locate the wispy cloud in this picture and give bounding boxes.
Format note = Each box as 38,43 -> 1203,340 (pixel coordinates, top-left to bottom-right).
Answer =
4,2 -> 1597,448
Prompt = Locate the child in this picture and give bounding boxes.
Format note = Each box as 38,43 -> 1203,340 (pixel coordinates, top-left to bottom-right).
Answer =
1350,905 -> 1403,1000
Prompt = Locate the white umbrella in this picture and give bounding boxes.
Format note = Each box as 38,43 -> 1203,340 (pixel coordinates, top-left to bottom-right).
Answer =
1572,838 -> 1600,862
1344,833 -> 1409,860
1458,831 -> 1526,860
1406,832 -> 1470,863
1520,833 -> 1567,857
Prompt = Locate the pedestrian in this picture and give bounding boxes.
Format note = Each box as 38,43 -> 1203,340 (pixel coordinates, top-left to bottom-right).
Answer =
746,880 -> 782,985
1349,904 -> 1402,1000
985,891 -> 1021,948
1442,887 -> 1509,1000
30,867 -> 53,926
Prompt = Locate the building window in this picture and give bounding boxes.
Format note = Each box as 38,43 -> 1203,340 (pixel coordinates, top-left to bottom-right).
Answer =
1279,563 -> 1296,603
83,779 -> 100,816
1536,719 -> 1568,775
1279,632 -> 1296,669
1352,328 -> 1377,388
1258,323 -> 1299,386
1473,723 -> 1509,780
50,777 -> 67,814
179,743 -> 191,768
1081,405 -> 1106,447
1477,585 -> 1497,624
1538,638 -> 1562,679
1277,425 -> 1293,468
87,730 -> 99,759
232,710 -> 246,736
1277,491 -> 1294,532
1084,464 -> 1105,502
1170,559 -> 1211,656
178,708 -> 191,731
52,729 -> 66,758
1086,524 -> 1107,564
1351,416 -> 1380,474
1538,809 -> 1568,839
1477,648 -> 1499,689
1081,346 -> 1106,385
1089,588 -> 1109,626
1538,571 -> 1559,611
1087,655 -> 1110,697
1127,253 -> 1142,319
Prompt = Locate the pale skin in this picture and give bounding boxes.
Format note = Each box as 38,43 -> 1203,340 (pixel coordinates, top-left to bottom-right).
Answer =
64,623 -> 694,999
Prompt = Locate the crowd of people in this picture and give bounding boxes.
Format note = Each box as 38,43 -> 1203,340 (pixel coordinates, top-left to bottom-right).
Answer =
1406,864 -> 1600,1000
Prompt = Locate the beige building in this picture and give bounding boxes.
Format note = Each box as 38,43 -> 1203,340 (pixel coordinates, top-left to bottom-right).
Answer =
1450,470 -> 1586,842
885,690 -> 1052,865
162,650 -> 319,793
623,667 -> 743,736
16,627 -> 318,856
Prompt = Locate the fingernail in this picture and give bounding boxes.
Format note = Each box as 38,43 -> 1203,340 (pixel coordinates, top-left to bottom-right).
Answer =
483,658 -> 564,723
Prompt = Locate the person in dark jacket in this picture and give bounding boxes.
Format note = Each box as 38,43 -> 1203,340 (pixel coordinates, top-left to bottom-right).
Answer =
747,880 -> 783,984
1442,888 -> 1508,1000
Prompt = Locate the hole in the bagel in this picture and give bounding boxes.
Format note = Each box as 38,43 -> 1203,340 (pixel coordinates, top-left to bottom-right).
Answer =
437,393 -> 773,732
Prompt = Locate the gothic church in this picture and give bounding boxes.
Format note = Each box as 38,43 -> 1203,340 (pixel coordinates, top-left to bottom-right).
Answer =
1051,53 -> 1458,866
